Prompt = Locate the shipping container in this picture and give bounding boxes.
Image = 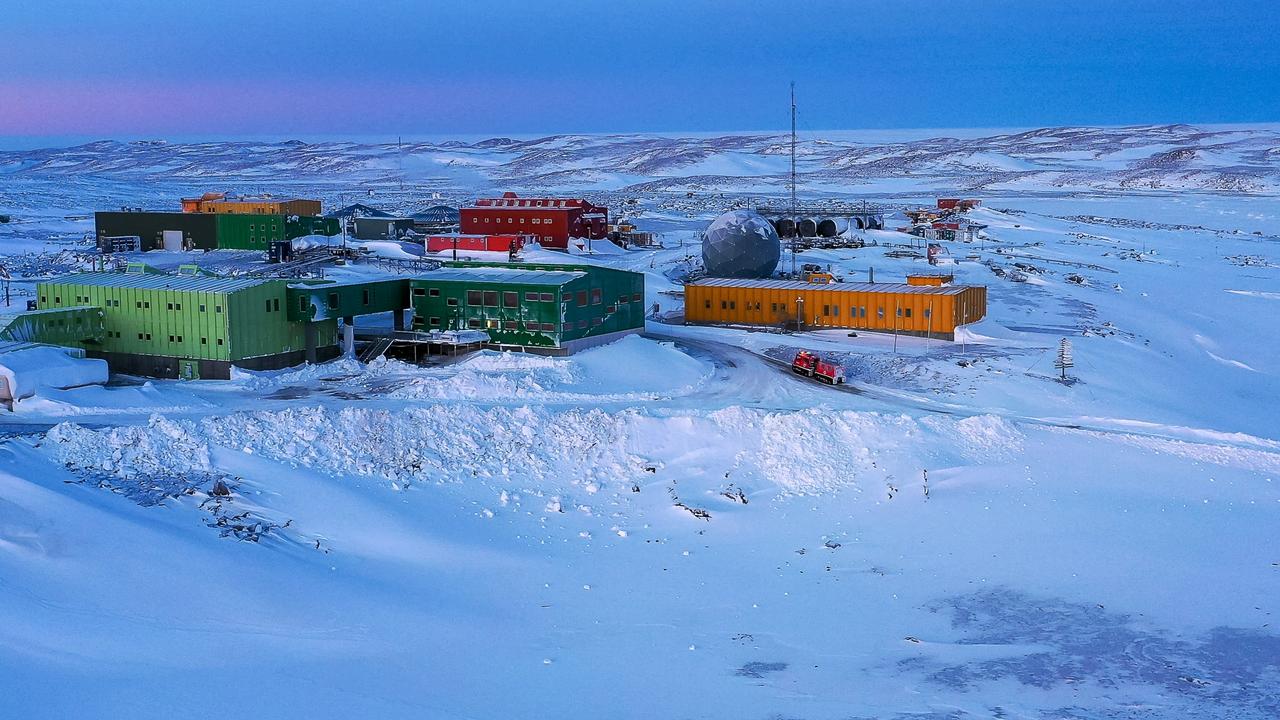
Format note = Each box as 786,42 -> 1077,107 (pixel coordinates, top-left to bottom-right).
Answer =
683,278 -> 985,339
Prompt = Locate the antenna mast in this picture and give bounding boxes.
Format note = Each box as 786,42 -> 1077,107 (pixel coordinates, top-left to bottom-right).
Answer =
790,81 -> 797,276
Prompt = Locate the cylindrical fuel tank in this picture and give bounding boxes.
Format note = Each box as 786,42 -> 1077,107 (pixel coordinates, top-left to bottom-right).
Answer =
773,218 -> 796,238
817,218 -> 848,237
797,218 -> 818,237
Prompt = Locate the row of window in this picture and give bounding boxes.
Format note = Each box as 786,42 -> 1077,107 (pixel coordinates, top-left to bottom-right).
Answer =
409,287 -> 641,310
476,216 -> 557,226
127,332 -> 223,346
45,294 -> 224,314
706,299 -> 930,319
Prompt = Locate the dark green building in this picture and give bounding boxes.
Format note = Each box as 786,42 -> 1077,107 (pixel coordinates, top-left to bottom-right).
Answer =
95,211 -> 339,251
408,262 -> 645,353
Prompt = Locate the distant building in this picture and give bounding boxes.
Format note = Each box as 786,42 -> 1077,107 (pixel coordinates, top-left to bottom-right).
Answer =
412,205 -> 461,234
353,217 -> 415,240
936,198 -> 982,212
460,193 -> 608,251
181,193 -> 322,216
95,211 -> 338,251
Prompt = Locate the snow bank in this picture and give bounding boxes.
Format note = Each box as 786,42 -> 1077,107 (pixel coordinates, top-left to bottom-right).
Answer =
0,346 -> 108,403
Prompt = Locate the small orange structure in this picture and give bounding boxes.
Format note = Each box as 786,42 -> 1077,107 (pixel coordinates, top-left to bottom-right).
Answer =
907,274 -> 952,286
684,277 -> 986,339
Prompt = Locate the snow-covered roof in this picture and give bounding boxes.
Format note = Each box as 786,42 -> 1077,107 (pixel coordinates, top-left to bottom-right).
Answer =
687,278 -> 978,295
42,271 -> 272,293
416,268 -> 586,286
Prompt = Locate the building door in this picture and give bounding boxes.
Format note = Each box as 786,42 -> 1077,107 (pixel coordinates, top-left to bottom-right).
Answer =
179,360 -> 200,380
162,230 -> 184,251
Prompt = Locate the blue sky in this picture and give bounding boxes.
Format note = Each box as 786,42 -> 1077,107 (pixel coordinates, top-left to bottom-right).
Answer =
3,0 -> 1278,139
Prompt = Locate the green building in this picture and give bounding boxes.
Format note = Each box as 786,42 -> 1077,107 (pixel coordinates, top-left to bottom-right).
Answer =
35,272 -> 339,379
95,211 -> 339,251
407,261 -> 646,353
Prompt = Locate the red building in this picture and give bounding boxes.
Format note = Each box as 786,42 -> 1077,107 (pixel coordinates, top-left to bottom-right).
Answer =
426,233 -> 528,253
460,192 -> 608,251
936,198 -> 982,211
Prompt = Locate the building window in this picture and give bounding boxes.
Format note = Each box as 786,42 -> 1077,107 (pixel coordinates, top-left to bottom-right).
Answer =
540,292 -> 553,302
541,322 -> 555,331
446,297 -> 459,306
468,319 -> 482,328
54,296 -> 61,304
591,289 -> 602,305
412,288 -> 426,296
924,308 -> 931,319
483,291 -> 499,307
177,335 -> 183,342
705,300 -> 712,309
362,290 -> 370,305
199,304 -> 206,313
721,300 -> 726,310
576,291 -> 588,307
486,319 -> 499,329
860,306 -> 866,318
328,293 -> 339,309
503,292 -> 518,308
428,288 -> 440,297
216,305 -> 222,313
606,305 -> 615,313
217,338 -> 223,345
467,290 -> 483,306
201,337 -> 207,344
823,305 -> 830,316
266,300 -> 272,312
168,335 -> 175,342
578,319 -> 588,329
632,293 -> 642,302
138,333 -> 144,340
833,305 -> 840,317
878,307 -> 885,319
167,302 -> 174,310
770,303 -> 777,312
429,317 -> 441,326
905,308 -> 912,318
896,308 -> 902,317
619,295 -> 629,304
504,321 -> 517,329
592,318 -> 602,326
525,292 -> 539,302
562,292 -> 573,302
729,301 -> 736,310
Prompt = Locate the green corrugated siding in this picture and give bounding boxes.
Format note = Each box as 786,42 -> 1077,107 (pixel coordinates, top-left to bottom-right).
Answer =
36,279 -> 233,360
214,214 -> 287,250
408,265 -> 645,348
287,279 -> 410,322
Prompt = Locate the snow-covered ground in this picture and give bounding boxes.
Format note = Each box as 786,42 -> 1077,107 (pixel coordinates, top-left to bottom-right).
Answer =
1,126 -> 1278,719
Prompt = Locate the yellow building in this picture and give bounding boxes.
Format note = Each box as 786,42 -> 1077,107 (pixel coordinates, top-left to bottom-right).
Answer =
684,278 -> 986,339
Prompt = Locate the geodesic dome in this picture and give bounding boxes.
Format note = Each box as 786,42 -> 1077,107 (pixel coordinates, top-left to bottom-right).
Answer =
701,210 -> 781,278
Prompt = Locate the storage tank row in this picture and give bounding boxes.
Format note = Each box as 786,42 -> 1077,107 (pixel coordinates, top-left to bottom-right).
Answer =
771,214 -> 884,238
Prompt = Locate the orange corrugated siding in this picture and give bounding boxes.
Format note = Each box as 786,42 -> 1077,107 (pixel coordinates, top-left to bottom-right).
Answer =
684,282 -> 986,335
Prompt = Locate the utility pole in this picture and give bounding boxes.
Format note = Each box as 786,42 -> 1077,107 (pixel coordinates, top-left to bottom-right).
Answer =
790,81 -> 797,278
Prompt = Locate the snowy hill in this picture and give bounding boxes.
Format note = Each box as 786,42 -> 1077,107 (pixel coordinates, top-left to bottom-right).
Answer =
3,124 -> 1280,194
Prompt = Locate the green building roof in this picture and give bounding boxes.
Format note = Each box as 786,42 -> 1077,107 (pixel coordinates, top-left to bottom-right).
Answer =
41,271 -> 272,294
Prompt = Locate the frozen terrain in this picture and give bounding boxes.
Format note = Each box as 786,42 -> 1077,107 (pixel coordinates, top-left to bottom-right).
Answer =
0,125 -> 1278,719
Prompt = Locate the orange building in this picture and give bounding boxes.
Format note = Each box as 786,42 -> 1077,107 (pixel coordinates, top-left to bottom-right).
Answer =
181,193 -> 321,216
683,278 -> 986,339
